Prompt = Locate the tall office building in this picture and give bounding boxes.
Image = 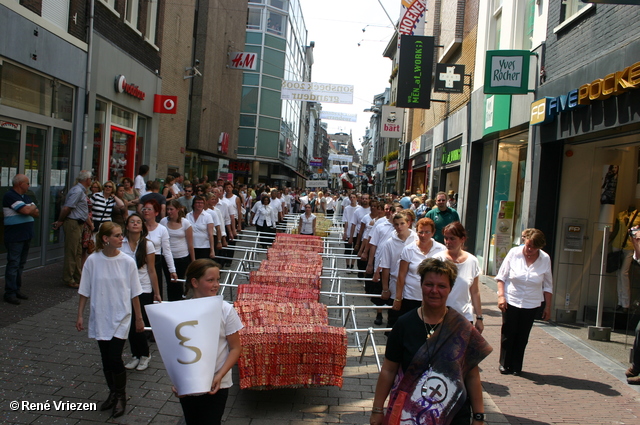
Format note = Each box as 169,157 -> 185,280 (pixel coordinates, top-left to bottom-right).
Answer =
238,0 -> 312,187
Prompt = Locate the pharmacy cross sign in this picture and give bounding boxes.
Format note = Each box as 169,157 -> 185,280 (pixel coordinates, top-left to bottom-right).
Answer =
434,63 -> 465,93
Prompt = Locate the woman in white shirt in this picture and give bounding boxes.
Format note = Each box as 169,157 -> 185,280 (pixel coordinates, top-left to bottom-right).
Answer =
496,228 -> 552,376
141,199 -> 178,300
252,195 -> 274,248
76,222 -> 144,418
175,259 -> 243,424
394,217 -> 446,320
187,196 -> 215,260
161,200 -> 195,299
434,222 -> 483,332
205,194 -> 225,256
325,194 -> 336,218
298,204 -> 316,235
379,210 -> 418,328
120,213 -> 160,372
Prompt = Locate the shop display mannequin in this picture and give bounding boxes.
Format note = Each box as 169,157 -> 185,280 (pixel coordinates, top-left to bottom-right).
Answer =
611,206 -> 640,312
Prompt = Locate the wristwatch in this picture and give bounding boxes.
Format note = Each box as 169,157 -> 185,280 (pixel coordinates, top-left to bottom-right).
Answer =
476,316 -> 484,321
473,413 -> 485,421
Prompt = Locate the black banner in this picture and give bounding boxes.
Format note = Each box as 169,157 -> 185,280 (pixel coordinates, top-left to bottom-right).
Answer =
434,63 -> 465,93
397,35 -> 435,109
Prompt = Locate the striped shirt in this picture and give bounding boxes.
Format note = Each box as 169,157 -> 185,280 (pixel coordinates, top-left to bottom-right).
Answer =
90,192 -> 116,223
3,188 -> 35,242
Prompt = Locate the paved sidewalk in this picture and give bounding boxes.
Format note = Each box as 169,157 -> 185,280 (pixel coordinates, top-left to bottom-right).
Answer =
2,248 -> 640,424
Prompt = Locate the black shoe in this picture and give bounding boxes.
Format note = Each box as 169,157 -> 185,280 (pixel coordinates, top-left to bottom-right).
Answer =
4,296 -> 20,305
15,292 -> 28,300
374,313 -> 383,326
499,365 -> 511,375
512,370 -> 522,376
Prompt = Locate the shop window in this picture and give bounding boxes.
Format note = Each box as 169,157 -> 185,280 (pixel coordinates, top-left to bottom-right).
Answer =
0,62 -> 52,117
49,128 -> 71,245
93,100 -> 107,179
111,105 -> 134,129
247,8 -> 262,30
110,127 -> 136,182
24,126 -> 45,249
136,116 -> 146,180
0,121 -> 21,255
52,81 -> 73,122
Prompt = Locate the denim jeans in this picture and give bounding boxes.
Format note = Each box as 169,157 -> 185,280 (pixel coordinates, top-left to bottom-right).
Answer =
4,239 -> 31,298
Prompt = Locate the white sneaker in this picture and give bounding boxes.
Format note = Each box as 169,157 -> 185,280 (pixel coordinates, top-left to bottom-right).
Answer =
124,357 -> 140,370
136,355 -> 151,371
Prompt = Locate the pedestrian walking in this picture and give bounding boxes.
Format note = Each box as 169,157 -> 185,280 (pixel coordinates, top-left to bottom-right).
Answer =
161,200 -> 196,299
120,213 -> 160,372
425,191 -> 460,244
76,222 -> 145,418
496,228 -> 552,375
91,180 -> 116,230
53,170 -> 93,289
3,174 -> 39,305
173,259 -> 242,425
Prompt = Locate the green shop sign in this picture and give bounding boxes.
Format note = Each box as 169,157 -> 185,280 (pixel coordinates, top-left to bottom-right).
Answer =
484,50 -> 531,95
434,137 -> 462,168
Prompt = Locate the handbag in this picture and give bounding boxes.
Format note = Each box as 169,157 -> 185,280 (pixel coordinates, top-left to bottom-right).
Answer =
606,210 -> 639,273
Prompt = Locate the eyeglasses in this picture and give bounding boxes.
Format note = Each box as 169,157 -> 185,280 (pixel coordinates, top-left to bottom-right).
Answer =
141,208 -> 153,212
417,231 -> 433,235
104,185 -> 113,188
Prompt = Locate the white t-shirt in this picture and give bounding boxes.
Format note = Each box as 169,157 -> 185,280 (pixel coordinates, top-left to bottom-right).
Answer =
400,240 -> 447,301
270,197 -> 282,217
299,213 -> 316,234
435,252 -> 481,321
187,211 -> 214,249
216,299 -> 244,388
343,205 -> 356,225
147,224 -> 176,273
160,217 -> 192,258
378,230 -> 418,298
120,238 -> 156,293
351,206 -> 371,238
78,251 -> 143,340
222,194 -> 239,218
134,175 -> 146,195
216,199 -> 232,226
325,197 -> 335,211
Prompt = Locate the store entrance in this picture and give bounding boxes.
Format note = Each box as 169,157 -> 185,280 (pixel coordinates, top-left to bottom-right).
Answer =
110,126 -> 136,182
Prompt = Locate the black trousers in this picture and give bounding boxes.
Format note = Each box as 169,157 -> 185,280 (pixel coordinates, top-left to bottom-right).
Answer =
179,388 -> 229,425
500,303 -> 538,373
164,255 -> 191,301
154,255 -> 164,300
633,320 -> 640,370
98,337 -> 126,374
128,292 -> 153,358
256,223 -> 274,246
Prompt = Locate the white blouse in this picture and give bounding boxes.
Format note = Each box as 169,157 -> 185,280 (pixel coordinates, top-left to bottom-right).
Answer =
187,211 -> 214,249
299,213 -> 316,234
495,246 -> 553,309
378,230 -> 418,299
435,252 -> 481,321
400,240 -> 447,301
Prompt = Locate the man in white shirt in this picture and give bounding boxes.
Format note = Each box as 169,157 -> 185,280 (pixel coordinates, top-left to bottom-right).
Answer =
269,189 -> 283,226
134,165 -> 149,196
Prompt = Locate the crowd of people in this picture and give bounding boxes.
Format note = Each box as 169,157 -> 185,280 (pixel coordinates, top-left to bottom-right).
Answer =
42,167 -> 563,424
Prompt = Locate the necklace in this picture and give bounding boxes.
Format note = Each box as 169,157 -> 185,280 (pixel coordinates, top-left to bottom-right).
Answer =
421,305 -> 447,340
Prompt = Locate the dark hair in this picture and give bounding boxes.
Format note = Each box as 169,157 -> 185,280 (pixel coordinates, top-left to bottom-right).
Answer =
124,213 -> 149,269
95,222 -> 121,251
185,259 -> 221,295
121,177 -> 134,187
442,221 -> 467,239
261,195 -> 270,204
418,258 -> 457,289
191,195 -> 206,209
139,165 -> 149,175
167,199 -> 185,222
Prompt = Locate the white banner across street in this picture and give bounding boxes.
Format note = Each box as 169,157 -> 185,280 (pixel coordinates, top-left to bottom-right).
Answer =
281,81 -> 354,104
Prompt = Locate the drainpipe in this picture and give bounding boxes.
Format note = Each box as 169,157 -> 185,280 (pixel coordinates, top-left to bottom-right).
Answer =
81,0 -> 95,171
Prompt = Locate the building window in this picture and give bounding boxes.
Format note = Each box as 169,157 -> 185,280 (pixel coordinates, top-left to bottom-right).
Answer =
125,0 -> 140,31
42,0 -> 70,30
145,0 -> 158,46
247,8 -> 262,30
269,0 -> 288,11
98,0 -> 120,17
0,61 -> 52,117
522,0 -> 535,50
492,0 -> 502,50
267,12 -> 285,37
560,0 -> 587,22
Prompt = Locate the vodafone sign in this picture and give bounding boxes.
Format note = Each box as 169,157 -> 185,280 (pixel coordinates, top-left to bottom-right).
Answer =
114,75 -> 146,100
153,95 -> 178,114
